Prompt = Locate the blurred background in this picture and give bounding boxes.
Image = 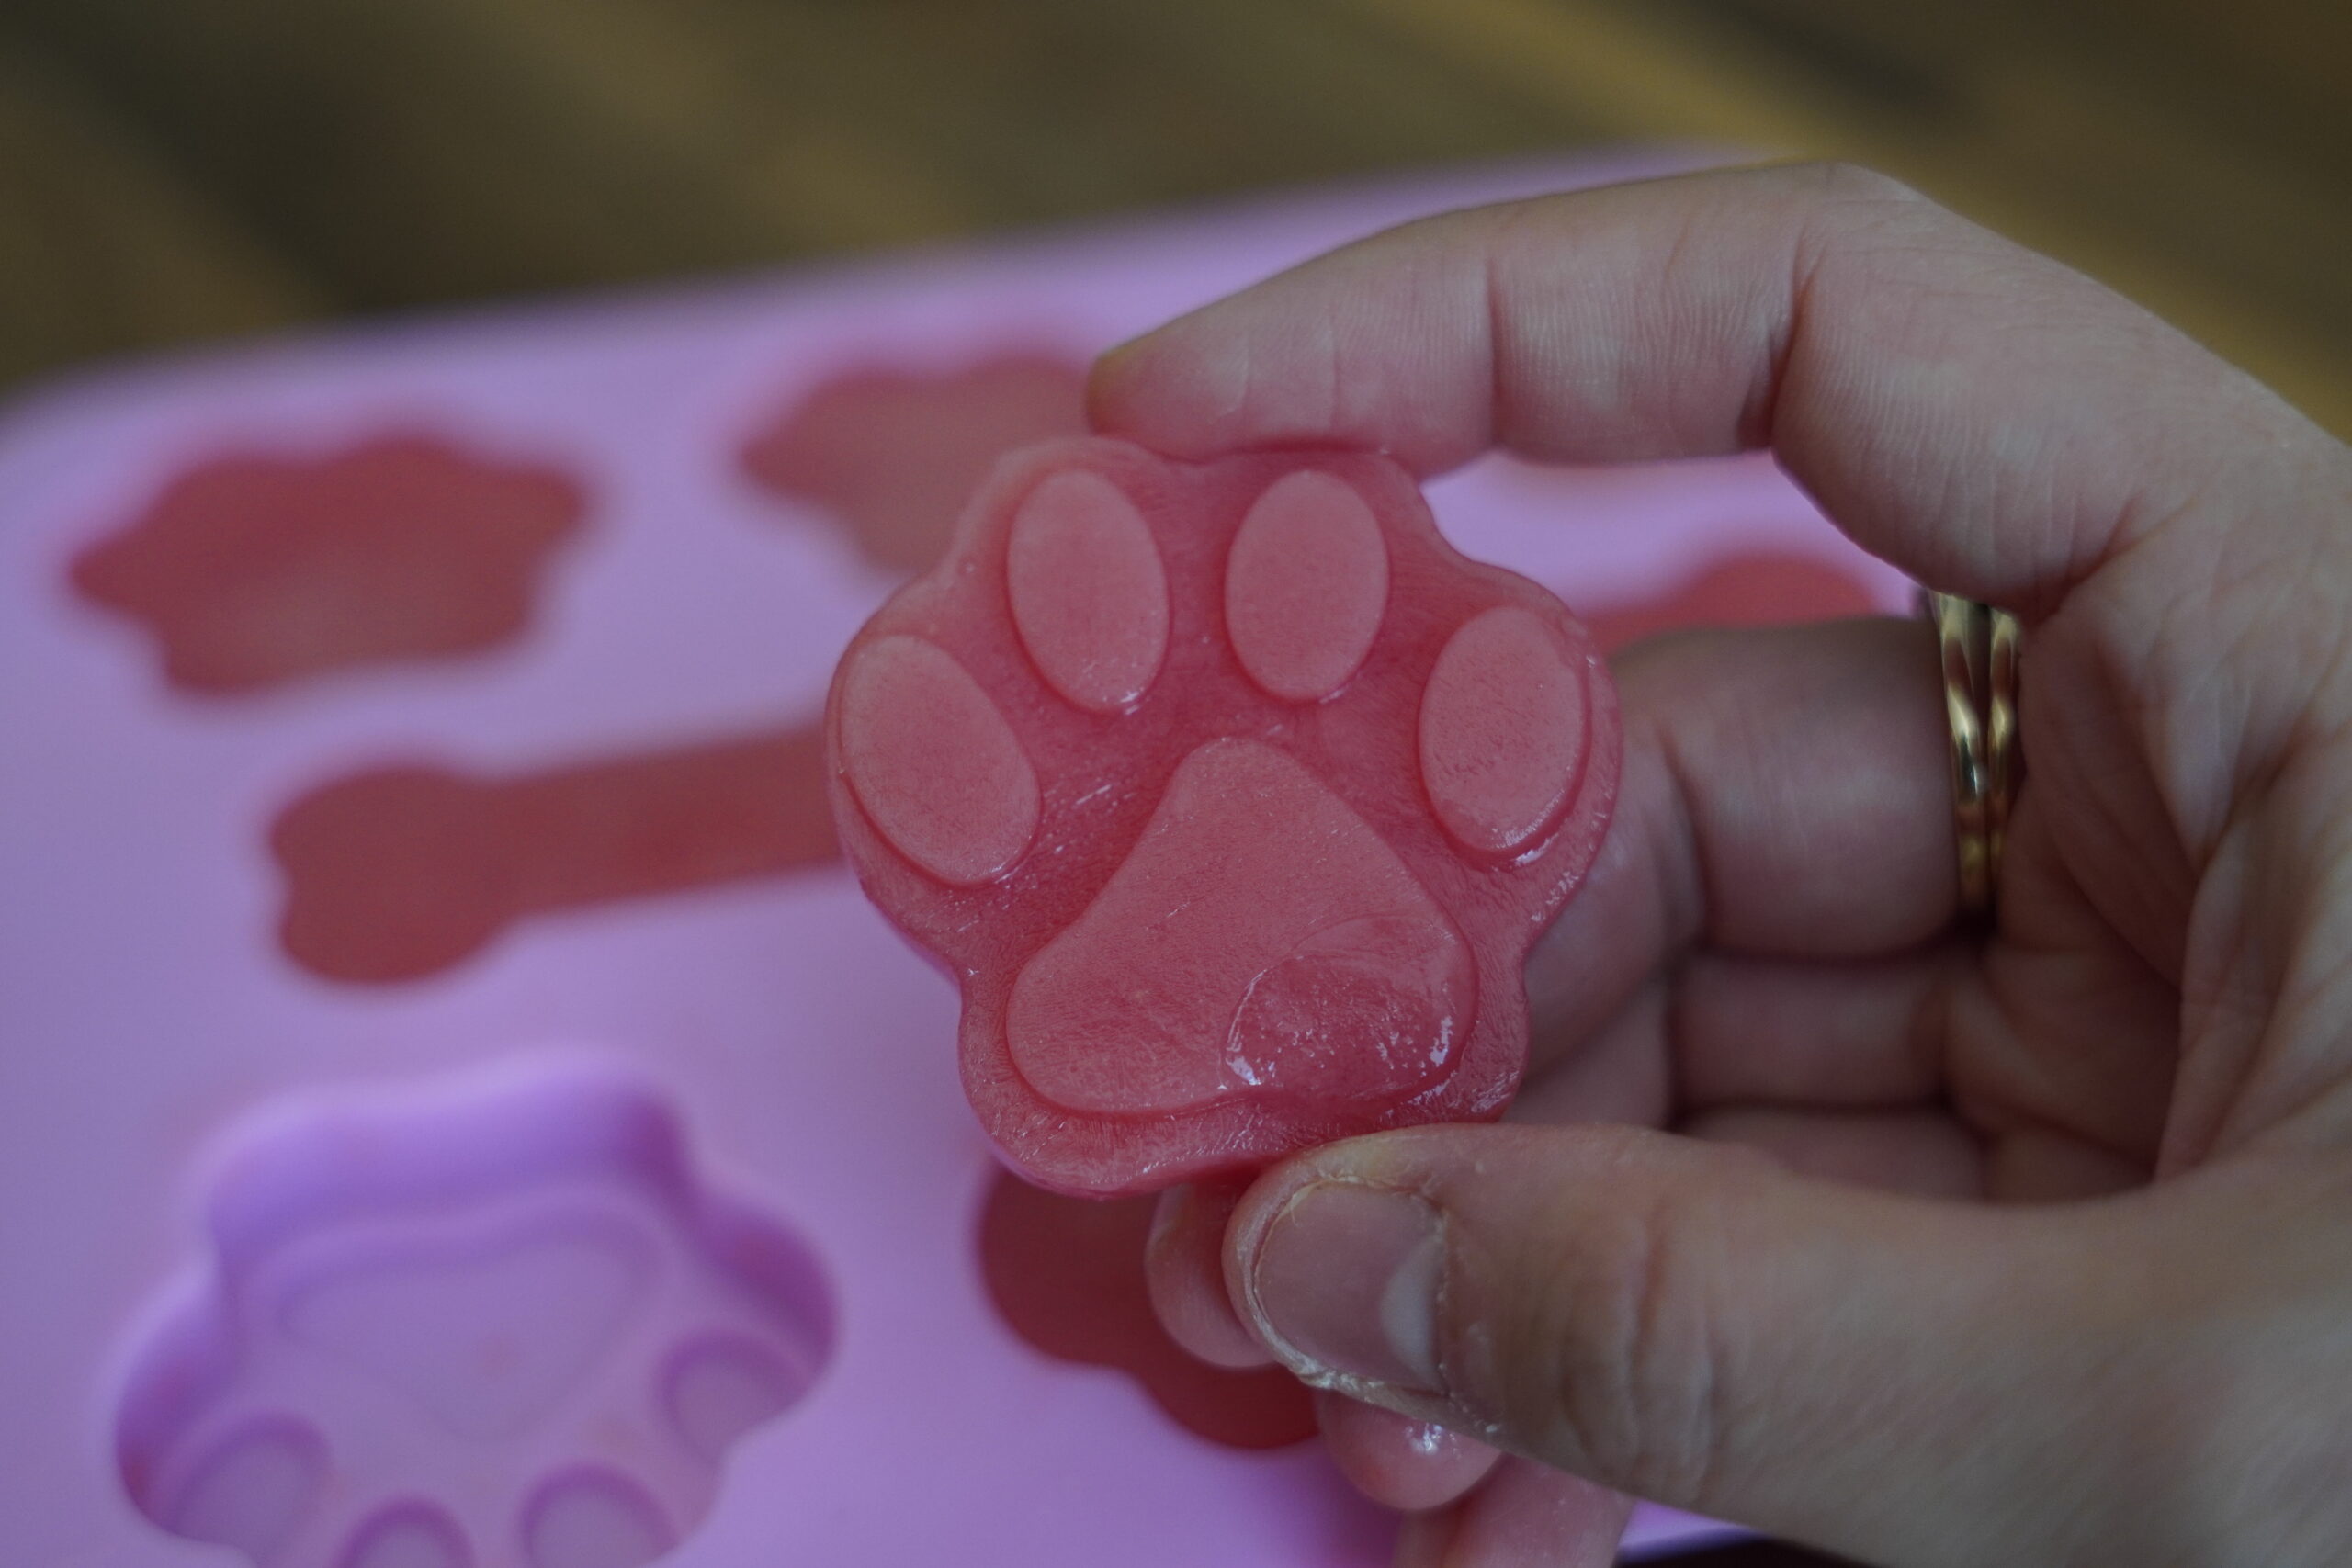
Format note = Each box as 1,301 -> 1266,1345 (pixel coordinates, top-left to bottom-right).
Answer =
2,0 -> 2347,432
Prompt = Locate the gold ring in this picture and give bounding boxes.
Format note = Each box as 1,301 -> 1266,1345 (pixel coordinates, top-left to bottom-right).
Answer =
1924,592 -> 2023,918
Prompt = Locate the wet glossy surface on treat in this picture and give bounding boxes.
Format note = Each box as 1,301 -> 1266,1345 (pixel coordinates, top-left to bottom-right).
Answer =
831,438 -> 1622,1195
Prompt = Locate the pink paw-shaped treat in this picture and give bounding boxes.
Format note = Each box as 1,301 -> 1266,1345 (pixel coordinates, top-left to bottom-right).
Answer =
827,438 -> 1620,1194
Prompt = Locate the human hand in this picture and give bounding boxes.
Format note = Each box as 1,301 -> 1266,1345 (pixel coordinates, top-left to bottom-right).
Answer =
1091,163 -> 2352,1567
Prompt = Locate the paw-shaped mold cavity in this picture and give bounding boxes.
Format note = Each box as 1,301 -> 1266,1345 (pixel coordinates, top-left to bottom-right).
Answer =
116,1068 -> 832,1568
741,355 -> 1088,574
827,437 -> 1621,1194
978,1169 -> 1315,1450
71,434 -> 585,694
271,728 -> 839,985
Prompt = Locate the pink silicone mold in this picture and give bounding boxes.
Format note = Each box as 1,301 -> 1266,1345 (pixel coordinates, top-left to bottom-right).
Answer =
0,150 -> 1897,1566
116,1069 -> 831,1568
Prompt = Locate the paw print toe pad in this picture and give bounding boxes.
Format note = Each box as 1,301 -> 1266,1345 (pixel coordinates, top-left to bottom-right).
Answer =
1225,469 -> 1389,704
838,636 -> 1040,886
1420,606 -> 1591,858
1006,469 -> 1170,714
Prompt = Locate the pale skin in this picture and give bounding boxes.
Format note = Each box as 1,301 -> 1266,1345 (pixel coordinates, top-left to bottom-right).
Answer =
1087,163 -> 2352,1567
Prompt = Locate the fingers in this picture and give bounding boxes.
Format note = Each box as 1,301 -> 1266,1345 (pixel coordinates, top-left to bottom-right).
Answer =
1397,1460 -> 1634,1568
1225,1122 -> 2159,1565
1094,161 -> 2307,609
1679,1106 -> 1985,1199
1313,1391 -> 1501,1512
1520,615 -> 1955,1070
1146,1179 -> 1268,1369
1624,616 -> 1955,956
1671,950 -> 1950,1109
1152,614 -> 1965,1395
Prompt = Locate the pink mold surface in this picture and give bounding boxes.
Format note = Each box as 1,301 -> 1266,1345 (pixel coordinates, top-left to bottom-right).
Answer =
0,151 -> 1905,1567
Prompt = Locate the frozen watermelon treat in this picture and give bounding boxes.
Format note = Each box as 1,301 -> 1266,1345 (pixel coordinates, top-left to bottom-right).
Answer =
826,437 -> 1619,1195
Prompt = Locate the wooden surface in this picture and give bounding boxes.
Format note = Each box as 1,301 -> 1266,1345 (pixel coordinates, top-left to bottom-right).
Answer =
0,0 -> 2346,435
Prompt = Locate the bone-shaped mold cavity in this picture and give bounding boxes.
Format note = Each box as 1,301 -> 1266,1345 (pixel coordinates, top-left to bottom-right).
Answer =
270,728 -> 839,985
115,1067 -> 833,1568
71,434 -> 585,695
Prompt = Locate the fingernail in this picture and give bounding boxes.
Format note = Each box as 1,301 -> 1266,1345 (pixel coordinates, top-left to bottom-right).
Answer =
1244,1181 -> 1447,1393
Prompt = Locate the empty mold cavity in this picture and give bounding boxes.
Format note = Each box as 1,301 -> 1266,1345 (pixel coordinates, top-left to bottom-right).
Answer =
740,354 -> 1088,574
117,1067 -> 833,1568
70,433 -> 585,695
270,728 -> 841,986
978,1170 -> 1314,1450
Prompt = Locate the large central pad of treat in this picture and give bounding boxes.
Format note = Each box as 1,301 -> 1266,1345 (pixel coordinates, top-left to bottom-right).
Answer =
826,436 -> 1621,1195
1007,739 -> 1473,1115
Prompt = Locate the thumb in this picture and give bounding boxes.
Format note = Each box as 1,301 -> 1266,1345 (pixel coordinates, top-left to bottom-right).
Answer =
1225,1122 -> 2154,1567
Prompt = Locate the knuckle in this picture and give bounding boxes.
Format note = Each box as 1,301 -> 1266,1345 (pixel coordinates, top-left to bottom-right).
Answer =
1778,158 -> 1922,209
1765,161 -> 1944,261
1498,1173 -> 1735,1506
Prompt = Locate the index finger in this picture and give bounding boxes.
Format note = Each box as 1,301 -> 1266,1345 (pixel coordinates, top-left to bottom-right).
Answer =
1090,161 -> 2300,611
